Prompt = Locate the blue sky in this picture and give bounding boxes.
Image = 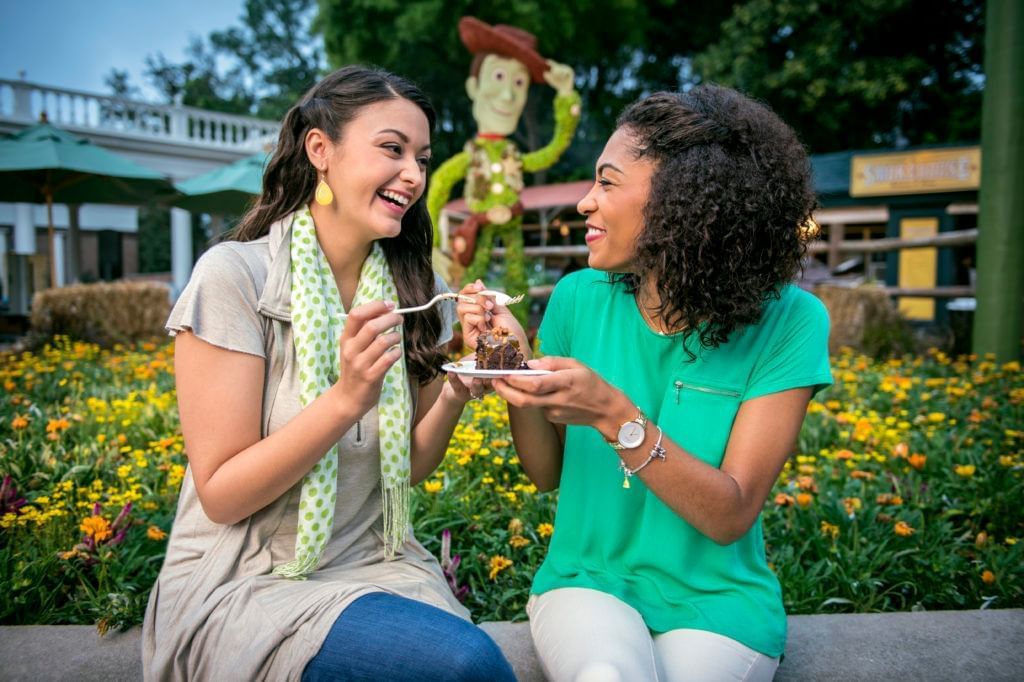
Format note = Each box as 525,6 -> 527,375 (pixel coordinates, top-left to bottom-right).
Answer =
0,0 -> 245,100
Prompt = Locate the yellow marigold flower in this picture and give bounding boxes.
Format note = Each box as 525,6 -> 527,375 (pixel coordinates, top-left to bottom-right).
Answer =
488,555 -> 513,581
975,531 -> 988,548
536,523 -> 553,538
507,518 -> 524,535
876,493 -> 903,506
508,535 -> 530,549
843,497 -> 862,516
1006,537 -> 1018,546
80,515 -> 112,543
147,525 -> 167,541
908,453 -> 927,470
954,464 -> 976,477
774,493 -> 795,507
981,570 -> 996,585
927,412 -> 946,423
893,521 -> 915,537
11,414 -> 29,430
423,480 -> 443,494
820,521 -> 840,540
825,400 -> 841,411
796,493 -> 814,508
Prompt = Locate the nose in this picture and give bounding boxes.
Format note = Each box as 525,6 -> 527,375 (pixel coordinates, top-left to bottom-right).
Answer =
577,184 -> 598,216
399,155 -> 424,190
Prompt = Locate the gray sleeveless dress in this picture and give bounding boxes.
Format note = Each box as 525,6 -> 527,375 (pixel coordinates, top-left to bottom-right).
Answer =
142,215 -> 468,681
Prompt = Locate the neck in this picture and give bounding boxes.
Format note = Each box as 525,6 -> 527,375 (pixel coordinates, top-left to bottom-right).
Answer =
308,202 -> 372,309
637,280 -> 685,335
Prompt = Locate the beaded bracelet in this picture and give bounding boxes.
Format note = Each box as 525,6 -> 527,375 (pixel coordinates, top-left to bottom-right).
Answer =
619,426 -> 667,489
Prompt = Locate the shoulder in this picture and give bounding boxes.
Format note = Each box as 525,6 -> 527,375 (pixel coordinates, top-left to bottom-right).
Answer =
765,285 -> 830,328
551,269 -> 606,297
190,239 -> 271,295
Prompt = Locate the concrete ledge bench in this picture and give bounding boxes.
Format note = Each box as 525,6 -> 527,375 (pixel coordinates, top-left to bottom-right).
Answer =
2,609 -> 1022,681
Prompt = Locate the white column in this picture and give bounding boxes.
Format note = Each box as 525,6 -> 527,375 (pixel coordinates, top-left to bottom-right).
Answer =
14,203 -> 35,254
171,207 -> 193,295
53,231 -> 66,288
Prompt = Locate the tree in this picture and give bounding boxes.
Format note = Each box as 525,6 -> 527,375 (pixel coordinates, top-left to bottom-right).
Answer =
141,0 -> 323,121
693,0 -> 985,152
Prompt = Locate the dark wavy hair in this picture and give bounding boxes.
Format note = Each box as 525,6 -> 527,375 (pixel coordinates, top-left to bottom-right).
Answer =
232,65 -> 444,385
613,84 -> 816,355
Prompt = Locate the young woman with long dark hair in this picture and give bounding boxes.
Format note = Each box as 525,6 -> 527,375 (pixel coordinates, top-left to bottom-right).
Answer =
143,65 -> 514,682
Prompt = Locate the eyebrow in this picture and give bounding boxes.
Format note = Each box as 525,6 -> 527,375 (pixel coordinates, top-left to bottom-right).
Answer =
597,162 -> 624,176
377,128 -> 431,152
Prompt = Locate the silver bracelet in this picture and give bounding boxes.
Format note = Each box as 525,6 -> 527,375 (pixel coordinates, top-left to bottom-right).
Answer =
619,426 -> 666,489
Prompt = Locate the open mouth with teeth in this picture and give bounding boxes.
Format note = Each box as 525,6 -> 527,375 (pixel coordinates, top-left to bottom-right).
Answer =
377,189 -> 410,211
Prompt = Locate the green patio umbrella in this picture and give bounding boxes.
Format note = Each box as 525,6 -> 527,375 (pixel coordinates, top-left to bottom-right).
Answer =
173,152 -> 269,215
0,119 -> 175,288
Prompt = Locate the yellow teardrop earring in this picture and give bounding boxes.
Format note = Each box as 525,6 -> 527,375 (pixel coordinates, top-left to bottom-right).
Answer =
314,171 -> 334,206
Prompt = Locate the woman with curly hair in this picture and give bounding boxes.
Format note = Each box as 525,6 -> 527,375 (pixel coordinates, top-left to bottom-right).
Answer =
458,85 -> 832,680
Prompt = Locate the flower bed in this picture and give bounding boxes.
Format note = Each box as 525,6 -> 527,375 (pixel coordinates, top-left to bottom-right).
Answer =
1,338 -> 1021,630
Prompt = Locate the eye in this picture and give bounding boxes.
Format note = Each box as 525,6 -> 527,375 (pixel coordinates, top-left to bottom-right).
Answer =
514,77 -> 526,88
493,69 -> 506,82
417,156 -> 430,168
382,143 -> 402,155
598,177 -> 612,187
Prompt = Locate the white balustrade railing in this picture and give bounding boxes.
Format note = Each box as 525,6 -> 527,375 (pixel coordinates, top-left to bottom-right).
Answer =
0,79 -> 279,152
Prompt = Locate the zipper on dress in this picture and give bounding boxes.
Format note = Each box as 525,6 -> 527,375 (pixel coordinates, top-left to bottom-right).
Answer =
674,380 -> 741,403
355,419 -> 363,445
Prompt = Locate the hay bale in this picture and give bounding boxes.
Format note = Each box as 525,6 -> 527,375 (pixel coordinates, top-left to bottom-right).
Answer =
29,280 -> 171,347
813,284 -> 914,356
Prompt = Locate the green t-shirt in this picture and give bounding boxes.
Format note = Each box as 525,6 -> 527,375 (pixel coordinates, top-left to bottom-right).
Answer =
532,269 -> 832,657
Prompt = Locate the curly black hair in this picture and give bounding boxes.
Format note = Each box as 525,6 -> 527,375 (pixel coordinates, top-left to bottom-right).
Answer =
613,84 -> 816,355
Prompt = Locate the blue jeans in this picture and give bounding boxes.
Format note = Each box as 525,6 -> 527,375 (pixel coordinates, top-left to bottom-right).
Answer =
302,592 -> 516,682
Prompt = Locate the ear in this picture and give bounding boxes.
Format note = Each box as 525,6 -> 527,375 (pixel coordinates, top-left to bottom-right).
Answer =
304,128 -> 331,171
465,75 -> 479,100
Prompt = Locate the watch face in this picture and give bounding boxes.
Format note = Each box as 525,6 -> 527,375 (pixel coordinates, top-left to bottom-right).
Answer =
618,421 -> 645,448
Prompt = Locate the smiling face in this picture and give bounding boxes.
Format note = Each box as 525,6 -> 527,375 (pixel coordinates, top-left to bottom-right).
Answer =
466,54 -> 530,136
577,127 -> 656,273
320,98 -> 431,242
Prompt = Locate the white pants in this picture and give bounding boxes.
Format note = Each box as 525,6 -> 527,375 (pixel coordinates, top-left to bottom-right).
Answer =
527,588 -> 779,682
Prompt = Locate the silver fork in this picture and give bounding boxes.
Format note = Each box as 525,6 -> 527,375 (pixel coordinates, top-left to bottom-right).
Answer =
341,290 -> 525,317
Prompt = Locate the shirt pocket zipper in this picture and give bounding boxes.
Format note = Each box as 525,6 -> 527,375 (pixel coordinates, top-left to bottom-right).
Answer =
673,380 -> 741,404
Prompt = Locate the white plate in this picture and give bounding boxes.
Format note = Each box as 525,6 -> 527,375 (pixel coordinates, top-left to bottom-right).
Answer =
441,360 -> 551,378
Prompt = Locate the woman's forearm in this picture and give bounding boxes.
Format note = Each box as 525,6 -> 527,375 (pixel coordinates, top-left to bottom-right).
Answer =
409,384 -> 467,485
507,405 -> 564,491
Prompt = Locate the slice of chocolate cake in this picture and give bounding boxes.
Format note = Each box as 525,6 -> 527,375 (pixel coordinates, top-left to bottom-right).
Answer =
475,327 -> 527,370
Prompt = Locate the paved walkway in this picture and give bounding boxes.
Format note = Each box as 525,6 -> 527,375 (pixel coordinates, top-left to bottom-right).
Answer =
1,609 -> 1021,680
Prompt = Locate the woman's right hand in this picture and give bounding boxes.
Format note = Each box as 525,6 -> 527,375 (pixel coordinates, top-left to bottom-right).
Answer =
456,280 -> 529,355
331,300 -> 404,417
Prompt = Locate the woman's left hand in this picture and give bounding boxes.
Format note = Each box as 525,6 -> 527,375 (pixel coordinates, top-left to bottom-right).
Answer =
493,356 -> 630,436
441,355 -> 492,404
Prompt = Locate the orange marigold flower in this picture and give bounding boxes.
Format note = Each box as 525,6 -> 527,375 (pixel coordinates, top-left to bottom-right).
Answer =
774,493 -> 795,507
796,476 -> 818,492
11,414 -> 30,430
488,555 -> 513,581
908,453 -> 927,470
835,449 -> 855,460
508,535 -> 530,549
892,442 -> 909,458
851,470 -> 875,480
981,570 -> 996,585
147,525 -> 167,541
796,493 -> 814,508
893,521 -> 915,537
876,493 -> 904,506
45,418 -> 71,433
80,515 -> 112,543
843,497 -> 862,516
954,464 -> 976,477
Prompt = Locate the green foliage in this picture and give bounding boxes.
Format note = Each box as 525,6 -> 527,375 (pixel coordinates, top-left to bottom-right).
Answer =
3,341 -> 1021,630
694,0 -> 985,152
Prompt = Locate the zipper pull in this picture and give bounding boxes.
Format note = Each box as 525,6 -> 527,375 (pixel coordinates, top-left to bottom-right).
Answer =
674,380 -> 683,404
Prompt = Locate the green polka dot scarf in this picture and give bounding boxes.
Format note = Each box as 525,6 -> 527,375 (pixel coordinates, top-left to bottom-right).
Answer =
273,206 -> 412,578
